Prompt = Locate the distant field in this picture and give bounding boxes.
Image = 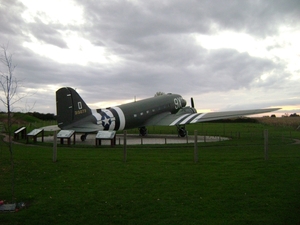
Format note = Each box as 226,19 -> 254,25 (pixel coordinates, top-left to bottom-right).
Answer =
1,120 -> 300,224
255,116 -> 300,128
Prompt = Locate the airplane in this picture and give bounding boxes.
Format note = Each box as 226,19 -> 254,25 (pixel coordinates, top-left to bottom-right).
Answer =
56,87 -> 280,141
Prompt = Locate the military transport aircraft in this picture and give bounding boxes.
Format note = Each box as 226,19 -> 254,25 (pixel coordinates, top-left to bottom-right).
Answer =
56,87 -> 280,141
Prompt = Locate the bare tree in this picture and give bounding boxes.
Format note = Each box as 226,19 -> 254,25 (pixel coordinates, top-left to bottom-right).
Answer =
0,44 -> 22,203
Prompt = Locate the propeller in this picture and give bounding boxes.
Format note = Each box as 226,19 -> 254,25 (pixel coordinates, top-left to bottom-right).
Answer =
190,97 -> 197,113
191,97 -> 194,108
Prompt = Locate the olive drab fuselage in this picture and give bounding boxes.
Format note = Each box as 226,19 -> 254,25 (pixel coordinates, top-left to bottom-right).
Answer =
56,87 -> 187,132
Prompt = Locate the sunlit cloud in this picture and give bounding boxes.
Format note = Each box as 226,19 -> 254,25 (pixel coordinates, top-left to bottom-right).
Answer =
194,28 -> 300,81
21,0 -> 85,25
23,32 -> 121,65
21,0 -> 121,65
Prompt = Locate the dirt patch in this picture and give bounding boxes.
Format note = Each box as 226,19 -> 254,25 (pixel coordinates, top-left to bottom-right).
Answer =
1,133 -> 24,145
292,139 -> 300,144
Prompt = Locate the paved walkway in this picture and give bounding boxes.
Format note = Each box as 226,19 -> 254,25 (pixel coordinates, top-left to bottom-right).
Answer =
42,133 -> 229,146
3,132 -> 300,146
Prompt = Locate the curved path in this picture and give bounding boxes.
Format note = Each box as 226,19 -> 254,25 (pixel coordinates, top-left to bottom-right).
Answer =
42,133 -> 229,146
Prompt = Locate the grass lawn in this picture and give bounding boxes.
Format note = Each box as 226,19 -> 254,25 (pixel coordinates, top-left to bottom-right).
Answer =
1,121 -> 300,224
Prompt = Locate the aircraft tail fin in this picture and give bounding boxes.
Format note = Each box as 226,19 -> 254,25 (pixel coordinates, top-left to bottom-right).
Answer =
56,87 -> 92,129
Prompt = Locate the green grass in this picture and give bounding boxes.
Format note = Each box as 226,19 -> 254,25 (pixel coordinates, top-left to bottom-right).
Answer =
0,112 -> 56,136
1,122 -> 300,224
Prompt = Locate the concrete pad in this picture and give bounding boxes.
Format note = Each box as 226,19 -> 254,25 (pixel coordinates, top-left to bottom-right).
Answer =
41,134 -> 229,146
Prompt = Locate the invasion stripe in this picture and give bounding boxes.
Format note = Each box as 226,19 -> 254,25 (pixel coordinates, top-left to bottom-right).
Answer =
109,108 -> 120,130
190,113 -> 207,123
112,106 -> 126,130
169,114 -> 190,126
92,109 -> 102,121
179,114 -> 200,125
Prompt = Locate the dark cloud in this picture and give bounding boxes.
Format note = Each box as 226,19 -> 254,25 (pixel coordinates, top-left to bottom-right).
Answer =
26,22 -> 68,48
0,1 -> 26,36
80,0 -> 300,41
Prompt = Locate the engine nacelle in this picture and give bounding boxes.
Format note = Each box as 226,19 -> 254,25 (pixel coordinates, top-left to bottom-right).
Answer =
177,106 -> 197,115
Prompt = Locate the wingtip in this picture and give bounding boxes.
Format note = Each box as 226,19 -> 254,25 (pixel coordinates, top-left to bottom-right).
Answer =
271,107 -> 281,111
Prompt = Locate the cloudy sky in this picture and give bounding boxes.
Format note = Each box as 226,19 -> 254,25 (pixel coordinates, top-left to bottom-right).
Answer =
0,0 -> 299,116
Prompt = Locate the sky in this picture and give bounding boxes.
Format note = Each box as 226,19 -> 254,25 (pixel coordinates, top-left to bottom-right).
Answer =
0,0 -> 299,116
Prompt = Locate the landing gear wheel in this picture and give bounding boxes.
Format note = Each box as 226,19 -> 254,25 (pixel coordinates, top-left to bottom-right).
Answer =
177,126 -> 187,137
139,127 -> 148,136
81,134 -> 87,141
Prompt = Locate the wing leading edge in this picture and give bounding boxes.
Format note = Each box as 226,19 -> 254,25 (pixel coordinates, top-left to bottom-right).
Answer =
145,108 -> 280,127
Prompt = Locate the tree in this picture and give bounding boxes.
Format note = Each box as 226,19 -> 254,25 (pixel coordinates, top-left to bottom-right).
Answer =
0,44 -> 23,203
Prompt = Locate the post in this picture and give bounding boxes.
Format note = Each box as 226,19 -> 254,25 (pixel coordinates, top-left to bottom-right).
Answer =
264,129 -> 269,160
194,130 -> 198,163
53,131 -> 57,162
186,131 -> 189,143
123,130 -> 127,162
42,129 -> 44,142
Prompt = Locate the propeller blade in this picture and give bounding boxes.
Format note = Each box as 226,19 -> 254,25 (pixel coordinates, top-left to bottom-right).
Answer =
191,97 -> 194,108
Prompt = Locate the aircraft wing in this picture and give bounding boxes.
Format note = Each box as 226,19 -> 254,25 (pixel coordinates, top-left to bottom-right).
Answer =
145,108 -> 280,126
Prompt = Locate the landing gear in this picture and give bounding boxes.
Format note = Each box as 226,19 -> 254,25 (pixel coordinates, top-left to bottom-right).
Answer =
81,134 -> 87,141
177,125 -> 187,137
139,127 -> 148,136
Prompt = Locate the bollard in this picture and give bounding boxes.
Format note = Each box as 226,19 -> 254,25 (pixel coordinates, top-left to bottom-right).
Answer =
123,131 -> 127,162
264,129 -> 269,160
194,130 -> 198,163
53,131 -> 57,162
